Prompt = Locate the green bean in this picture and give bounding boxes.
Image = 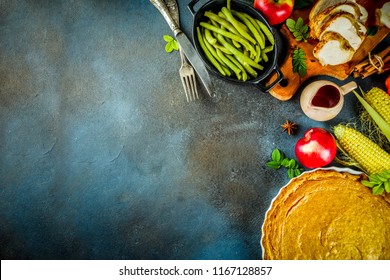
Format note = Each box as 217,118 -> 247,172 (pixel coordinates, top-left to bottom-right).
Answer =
258,28 -> 266,47
204,28 -> 217,45
242,12 -> 266,48
255,19 -> 275,45
204,11 -> 240,36
242,13 -> 260,34
232,40 -> 241,49
227,54 -> 248,81
221,7 -> 257,45
197,27 -> 226,76
243,48 -> 249,58
238,59 -> 258,78
209,18 -> 218,27
216,48 -> 242,80
214,44 -> 233,55
202,28 -> 231,75
194,1 -> 276,81
261,51 -> 269,63
232,11 -> 265,50
221,63 -> 232,77
225,35 -> 241,50
219,25 -> 241,49
200,22 -> 256,57
254,45 -> 262,63
216,33 -> 262,77
263,45 -> 274,53
218,11 -> 249,33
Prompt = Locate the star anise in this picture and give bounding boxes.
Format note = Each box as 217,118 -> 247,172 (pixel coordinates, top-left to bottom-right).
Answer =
281,120 -> 298,135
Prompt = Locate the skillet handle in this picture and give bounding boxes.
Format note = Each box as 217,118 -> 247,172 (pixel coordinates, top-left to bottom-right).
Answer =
188,0 -> 201,16
255,66 -> 284,92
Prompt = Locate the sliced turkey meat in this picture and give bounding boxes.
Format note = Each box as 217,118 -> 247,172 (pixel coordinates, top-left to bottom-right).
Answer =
313,31 -> 355,66
317,12 -> 367,51
309,0 -> 357,21
309,0 -> 367,24
310,2 -> 362,38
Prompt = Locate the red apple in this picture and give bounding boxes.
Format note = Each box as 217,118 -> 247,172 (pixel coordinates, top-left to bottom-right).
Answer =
295,127 -> 337,168
253,0 -> 294,26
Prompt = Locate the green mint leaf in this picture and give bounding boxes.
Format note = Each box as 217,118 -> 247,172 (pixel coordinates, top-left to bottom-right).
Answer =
293,31 -> 301,37
363,170 -> 390,194
165,41 -> 174,52
384,181 -> 390,193
287,169 -> 295,179
368,174 -> 382,184
286,17 -> 309,42
295,35 -> 303,41
361,180 -> 377,188
266,148 -> 302,179
164,35 -> 179,53
163,35 -> 173,42
288,159 -> 296,168
281,158 -> 290,167
266,161 -> 282,169
376,173 -> 389,182
286,18 -> 296,30
271,149 -> 282,162
372,185 -> 384,195
300,25 -> 309,34
294,168 -> 302,177
296,17 -> 304,30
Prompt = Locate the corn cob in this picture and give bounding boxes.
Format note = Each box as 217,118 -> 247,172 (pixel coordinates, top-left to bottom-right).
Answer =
364,87 -> 390,124
334,124 -> 390,174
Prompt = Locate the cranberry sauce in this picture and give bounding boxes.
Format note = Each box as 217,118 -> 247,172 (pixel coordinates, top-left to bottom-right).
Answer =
311,85 -> 341,108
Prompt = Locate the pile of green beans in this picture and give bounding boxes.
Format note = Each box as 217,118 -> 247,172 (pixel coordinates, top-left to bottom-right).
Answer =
196,2 -> 275,81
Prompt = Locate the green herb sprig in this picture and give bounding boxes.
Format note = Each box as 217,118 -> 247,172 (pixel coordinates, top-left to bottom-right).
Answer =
292,48 -> 307,78
163,35 -> 179,53
361,170 -> 390,195
266,149 -> 303,179
286,17 -> 310,42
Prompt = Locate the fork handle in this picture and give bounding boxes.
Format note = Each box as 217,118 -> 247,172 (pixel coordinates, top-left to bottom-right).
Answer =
179,48 -> 188,64
150,0 -> 181,36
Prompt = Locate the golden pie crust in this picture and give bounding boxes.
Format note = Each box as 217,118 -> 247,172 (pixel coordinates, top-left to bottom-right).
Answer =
262,169 -> 390,260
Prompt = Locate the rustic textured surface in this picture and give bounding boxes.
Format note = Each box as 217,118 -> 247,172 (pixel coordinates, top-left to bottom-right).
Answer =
0,0 -> 388,259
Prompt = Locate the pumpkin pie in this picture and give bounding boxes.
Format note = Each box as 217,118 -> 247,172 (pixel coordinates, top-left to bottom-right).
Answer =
261,169 -> 390,260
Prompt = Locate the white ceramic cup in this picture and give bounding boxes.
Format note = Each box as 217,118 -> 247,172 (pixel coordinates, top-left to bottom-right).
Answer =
300,80 -> 357,121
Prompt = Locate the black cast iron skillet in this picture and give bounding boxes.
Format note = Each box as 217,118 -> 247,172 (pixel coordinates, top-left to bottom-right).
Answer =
188,0 -> 284,93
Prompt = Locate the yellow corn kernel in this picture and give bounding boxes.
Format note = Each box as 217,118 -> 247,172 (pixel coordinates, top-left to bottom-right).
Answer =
334,124 -> 390,175
364,87 -> 390,124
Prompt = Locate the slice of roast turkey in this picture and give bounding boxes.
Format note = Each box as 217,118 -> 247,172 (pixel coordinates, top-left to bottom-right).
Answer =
309,0 -> 367,24
313,31 -> 355,66
310,2 -> 362,38
317,12 -> 367,51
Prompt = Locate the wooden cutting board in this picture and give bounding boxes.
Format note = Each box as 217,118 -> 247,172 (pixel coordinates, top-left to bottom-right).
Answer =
267,0 -> 390,101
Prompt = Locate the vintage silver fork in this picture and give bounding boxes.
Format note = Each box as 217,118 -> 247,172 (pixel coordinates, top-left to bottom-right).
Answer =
179,49 -> 199,101
165,0 -> 199,101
